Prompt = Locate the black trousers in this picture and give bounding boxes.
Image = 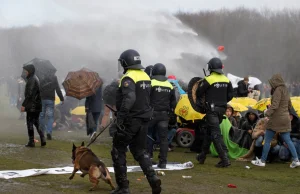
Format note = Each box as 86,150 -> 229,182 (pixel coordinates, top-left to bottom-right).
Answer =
147,111 -> 169,163
111,118 -> 156,186
201,108 -> 228,158
26,112 -> 44,142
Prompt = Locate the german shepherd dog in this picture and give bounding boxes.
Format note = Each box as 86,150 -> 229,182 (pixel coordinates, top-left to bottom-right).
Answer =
69,142 -> 115,191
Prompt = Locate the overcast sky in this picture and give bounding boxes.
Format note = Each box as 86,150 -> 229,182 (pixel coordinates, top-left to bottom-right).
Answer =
1,0 -> 300,27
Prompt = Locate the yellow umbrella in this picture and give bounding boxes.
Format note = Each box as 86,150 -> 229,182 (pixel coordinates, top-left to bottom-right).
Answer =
253,98 -> 300,113
71,106 -> 86,116
291,96 -> 300,101
228,102 -> 248,112
55,96 -> 61,105
231,97 -> 257,107
253,98 -> 271,111
175,94 -> 205,121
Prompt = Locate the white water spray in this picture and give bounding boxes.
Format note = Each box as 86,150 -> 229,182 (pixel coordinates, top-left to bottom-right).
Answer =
0,0 -> 226,80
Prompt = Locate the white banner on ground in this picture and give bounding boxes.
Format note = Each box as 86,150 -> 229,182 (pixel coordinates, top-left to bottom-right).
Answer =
227,73 -> 262,88
0,161 -> 194,179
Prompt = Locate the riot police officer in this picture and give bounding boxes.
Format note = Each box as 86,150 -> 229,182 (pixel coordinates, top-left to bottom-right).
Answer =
196,57 -> 233,168
111,49 -> 161,194
145,65 -> 154,77
147,63 -> 176,168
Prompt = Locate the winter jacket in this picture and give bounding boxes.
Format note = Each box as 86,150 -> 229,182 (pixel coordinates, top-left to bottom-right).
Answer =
265,74 -> 292,132
40,75 -> 64,102
103,80 -> 119,106
85,86 -> 103,113
237,80 -> 249,97
241,109 -> 259,131
22,65 -> 42,113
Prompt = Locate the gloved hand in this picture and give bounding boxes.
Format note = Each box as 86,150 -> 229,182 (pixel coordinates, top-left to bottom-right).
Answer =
116,117 -> 125,131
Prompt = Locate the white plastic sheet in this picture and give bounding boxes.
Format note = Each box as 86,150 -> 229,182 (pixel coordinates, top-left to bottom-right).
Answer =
227,73 -> 262,88
0,161 -> 194,179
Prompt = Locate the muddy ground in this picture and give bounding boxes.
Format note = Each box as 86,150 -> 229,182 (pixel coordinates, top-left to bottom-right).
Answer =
0,86 -> 299,194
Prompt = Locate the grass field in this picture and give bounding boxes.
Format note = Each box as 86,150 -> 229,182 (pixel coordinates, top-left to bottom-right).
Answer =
0,86 -> 299,194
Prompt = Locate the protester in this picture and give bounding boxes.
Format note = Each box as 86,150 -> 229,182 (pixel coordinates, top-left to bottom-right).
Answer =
241,109 -> 259,134
226,104 -> 238,128
39,75 -> 64,140
237,77 -> 251,97
85,85 -> 103,139
252,74 -> 300,168
21,65 -> 46,147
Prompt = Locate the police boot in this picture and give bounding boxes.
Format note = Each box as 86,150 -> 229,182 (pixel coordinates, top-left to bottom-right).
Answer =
196,152 -> 206,164
215,152 -> 231,168
147,173 -> 162,194
110,180 -> 130,194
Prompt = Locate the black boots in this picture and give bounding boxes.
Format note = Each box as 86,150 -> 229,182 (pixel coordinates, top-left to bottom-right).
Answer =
47,134 -> 52,140
25,141 -> 35,147
196,153 -> 206,164
147,175 -> 162,194
110,180 -> 130,194
157,161 -> 166,169
41,137 -> 46,147
215,153 -> 231,168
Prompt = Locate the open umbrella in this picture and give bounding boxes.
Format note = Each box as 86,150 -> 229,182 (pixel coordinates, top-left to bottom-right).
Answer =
21,58 -> 56,81
63,68 -> 103,100
231,97 -> 257,107
228,102 -> 248,112
71,106 -> 86,116
175,94 -> 205,121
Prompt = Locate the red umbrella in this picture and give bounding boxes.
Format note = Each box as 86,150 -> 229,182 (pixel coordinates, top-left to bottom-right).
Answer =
63,68 -> 103,100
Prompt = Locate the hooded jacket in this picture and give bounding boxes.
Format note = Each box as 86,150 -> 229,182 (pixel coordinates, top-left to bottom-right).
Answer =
265,74 -> 292,132
22,65 -> 42,112
241,108 -> 259,131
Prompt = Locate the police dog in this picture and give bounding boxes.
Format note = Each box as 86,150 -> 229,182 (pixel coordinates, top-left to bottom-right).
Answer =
69,142 -> 115,191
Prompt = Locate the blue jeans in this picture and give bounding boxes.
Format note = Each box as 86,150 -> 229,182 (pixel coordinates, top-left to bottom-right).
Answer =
261,129 -> 299,162
39,100 -> 54,135
86,112 -> 101,135
168,128 -> 177,145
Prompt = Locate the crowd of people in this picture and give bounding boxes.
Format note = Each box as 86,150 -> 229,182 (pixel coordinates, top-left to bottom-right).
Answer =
1,49 -> 300,194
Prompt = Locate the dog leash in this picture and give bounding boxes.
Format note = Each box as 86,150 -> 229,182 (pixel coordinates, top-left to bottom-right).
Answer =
87,119 -> 115,148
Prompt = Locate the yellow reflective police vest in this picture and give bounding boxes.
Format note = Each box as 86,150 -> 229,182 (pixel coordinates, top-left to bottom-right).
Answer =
204,72 -> 230,107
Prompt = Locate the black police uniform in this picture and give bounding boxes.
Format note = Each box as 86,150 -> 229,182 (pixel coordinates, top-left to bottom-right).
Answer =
111,59 -> 161,194
196,58 -> 233,167
147,74 -> 176,167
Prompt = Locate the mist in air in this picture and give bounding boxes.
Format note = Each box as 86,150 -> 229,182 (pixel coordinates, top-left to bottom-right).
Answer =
0,0 -> 224,82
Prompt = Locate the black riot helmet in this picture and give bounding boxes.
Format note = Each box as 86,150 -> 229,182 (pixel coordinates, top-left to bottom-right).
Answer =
145,65 -> 154,77
118,49 -> 144,74
152,63 -> 166,76
207,57 -> 224,74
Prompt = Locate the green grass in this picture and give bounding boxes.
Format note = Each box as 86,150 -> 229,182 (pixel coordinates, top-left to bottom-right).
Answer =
0,90 -> 299,194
